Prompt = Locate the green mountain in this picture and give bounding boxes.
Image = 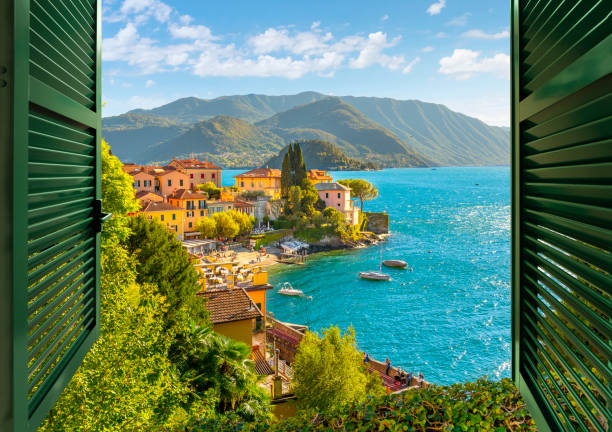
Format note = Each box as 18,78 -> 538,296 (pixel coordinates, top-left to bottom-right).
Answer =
128,91 -> 328,123
146,115 -> 284,168
102,114 -> 189,162
255,97 -> 432,167
263,140 -> 379,171
341,96 -> 509,166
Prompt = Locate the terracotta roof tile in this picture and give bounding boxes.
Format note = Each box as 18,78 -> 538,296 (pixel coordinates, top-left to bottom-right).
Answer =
198,288 -> 263,324
167,188 -> 208,200
234,168 -> 281,179
135,190 -> 163,199
308,169 -> 332,180
140,201 -> 183,212
173,157 -> 222,170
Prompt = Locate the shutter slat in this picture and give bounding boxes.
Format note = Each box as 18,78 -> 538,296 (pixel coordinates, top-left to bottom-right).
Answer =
29,188 -> 94,210
29,130 -> 94,155
524,183 -> 612,206
524,195 -> 612,229
29,161 -> 94,177
27,238 -> 93,286
29,177 -> 94,194
523,1 -> 583,54
29,112 -> 93,144
27,219 -> 92,254
28,207 -> 93,239
524,139 -> 611,167
28,253 -> 94,302
27,231 -> 90,270
524,162 -> 612,181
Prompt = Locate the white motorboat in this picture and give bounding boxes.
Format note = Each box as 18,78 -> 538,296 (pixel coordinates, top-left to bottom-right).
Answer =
358,242 -> 390,281
383,259 -> 408,268
278,282 -> 306,297
359,271 -> 391,281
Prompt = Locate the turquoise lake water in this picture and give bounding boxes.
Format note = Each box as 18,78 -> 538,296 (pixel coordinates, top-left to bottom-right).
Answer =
223,167 -> 511,385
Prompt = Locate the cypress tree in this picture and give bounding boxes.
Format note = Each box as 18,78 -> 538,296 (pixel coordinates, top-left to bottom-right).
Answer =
294,142 -> 308,186
287,143 -> 296,183
280,150 -> 291,198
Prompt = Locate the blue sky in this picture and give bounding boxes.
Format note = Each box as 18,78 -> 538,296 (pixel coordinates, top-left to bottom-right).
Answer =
102,0 -> 510,126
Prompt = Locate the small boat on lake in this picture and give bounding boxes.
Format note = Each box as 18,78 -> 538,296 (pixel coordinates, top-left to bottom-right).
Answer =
359,242 -> 390,281
278,281 -> 310,298
383,259 -> 408,268
359,271 -> 391,281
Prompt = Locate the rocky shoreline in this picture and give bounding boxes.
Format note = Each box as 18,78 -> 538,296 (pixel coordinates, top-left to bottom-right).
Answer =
305,232 -> 386,254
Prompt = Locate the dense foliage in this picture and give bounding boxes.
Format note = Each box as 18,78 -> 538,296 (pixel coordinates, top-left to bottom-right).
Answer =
39,142 -> 269,431
193,378 -> 536,432
293,326 -> 385,412
196,210 -> 255,239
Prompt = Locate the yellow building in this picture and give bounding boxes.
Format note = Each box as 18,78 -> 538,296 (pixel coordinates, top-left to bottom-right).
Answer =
197,288 -> 264,352
167,188 -> 208,237
234,168 -> 282,199
139,201 -> 185,239
234,168 -> 333,199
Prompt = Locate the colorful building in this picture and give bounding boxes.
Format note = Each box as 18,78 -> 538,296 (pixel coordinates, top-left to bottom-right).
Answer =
151,167 -> 190,197
314,182 -> 360,226
139,201 -> 185,239
168,157 -> 222,188
135,190 -> 164,206
234,168 -> 333,199
123,166 -> 156,194
167,189 -> 208,236
234,199 -> 255,217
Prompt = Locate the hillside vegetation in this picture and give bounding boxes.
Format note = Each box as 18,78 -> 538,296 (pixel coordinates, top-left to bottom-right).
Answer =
264,140 -> 378,171
256,97 -> 432,167
103,92 -> 509,167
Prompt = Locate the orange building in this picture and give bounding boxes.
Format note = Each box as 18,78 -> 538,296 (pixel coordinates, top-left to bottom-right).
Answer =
150,167 -> 190,197
308,169 -> 333,184
123,166 -> 156,194
168,157 -> 223,188
167,189 -> 208,235
135,190 -> 164,206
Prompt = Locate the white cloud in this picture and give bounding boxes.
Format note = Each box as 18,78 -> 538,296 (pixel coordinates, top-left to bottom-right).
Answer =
447,13 -> 471,26
145,79 -> 155,87
439,49 -> 509,79
381,14 -> 389,21
311,21 -> 321,29
427,0 -> 446,15
444,94 -> 510,126
248,28 -> 332,55
349,32 -> 403,70
462,29 -> 510,39
168,23 -> 216,40
402,57 -> 420,74
435,32 -> 447,38
421,46 -> 434,52
117,0 -> 172,23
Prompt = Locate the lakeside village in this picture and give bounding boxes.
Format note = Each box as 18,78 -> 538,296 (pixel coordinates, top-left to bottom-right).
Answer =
121,144 -> 427,412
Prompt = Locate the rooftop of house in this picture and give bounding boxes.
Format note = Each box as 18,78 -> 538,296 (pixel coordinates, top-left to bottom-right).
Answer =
313,182 -> 350,191
197,288 -> 263,324
308,169 -> 332,180
140,201 -> 183,212
172,157 -> 221,170
233,199 -> 255,208
135,190 -> 163,199
234,167 -> 281,179
167,188 -> 208,200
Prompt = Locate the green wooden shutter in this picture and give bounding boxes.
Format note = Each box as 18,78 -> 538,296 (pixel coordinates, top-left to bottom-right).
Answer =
511,1 -> 611,431
7,0 -> 102,430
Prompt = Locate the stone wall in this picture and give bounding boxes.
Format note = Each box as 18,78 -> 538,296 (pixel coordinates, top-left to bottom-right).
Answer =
364,212 -> 389,234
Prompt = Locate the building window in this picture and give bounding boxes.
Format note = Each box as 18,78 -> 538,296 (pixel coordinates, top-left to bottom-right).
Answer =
199,200 -> 204,209
189,222 -> 192,228
338,193 -> 341,199
180,179 -> 184,186
200,210 -> 204,216
241,181 -> 244,187
251,182 -> 254,187
172,213 -> 176,220
201,173 -> 204,179
190,173 -> 193,178
161,215 -> 164,221
325,192 -> 329,198
338,203 -> 340,207
191,183 -> 194,188
212,173 -> 215,179
137,180 -> 141,187
167,179 -> 171,186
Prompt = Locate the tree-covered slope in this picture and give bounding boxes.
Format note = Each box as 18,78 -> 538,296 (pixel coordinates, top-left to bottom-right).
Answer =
264,140 -> 379,171
128,92 -> 328,123
256,97 -> 432,167
341,96 -> 509,166
145,115 -> 285,167
102,113 -> 189,163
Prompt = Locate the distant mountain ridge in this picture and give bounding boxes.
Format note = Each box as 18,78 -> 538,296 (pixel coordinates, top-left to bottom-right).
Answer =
103,91 -> 509,168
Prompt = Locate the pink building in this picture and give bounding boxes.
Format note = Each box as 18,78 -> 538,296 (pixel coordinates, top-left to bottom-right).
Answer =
151,167 -> 190,197
314,182 -> 360,226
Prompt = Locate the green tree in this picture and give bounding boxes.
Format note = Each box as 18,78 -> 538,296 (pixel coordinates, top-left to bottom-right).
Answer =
293,142 -> 308,186
293,326 -> 384,412
123,215 -> 208,327
280,150 -> 291,199
299,178 -> 319,216
211,212 -> 240,238
227,210 -> 254,235
198,181 -> 221,199
338,179 -> 378,211
101,139 -> 139,241
196,216 -> 217,239
323,207 -> 347,231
